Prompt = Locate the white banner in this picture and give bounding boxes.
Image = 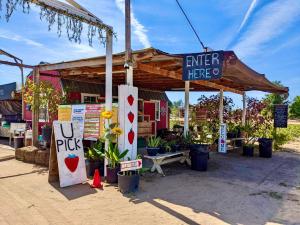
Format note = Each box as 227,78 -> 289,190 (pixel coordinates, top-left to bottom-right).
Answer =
218,123 -> 227,153
71,105 -> 86,137
118,85 -> 138,160
53,121 -> 87,187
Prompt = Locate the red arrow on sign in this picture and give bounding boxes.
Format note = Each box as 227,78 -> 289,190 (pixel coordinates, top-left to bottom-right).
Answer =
138,160 -> 142,167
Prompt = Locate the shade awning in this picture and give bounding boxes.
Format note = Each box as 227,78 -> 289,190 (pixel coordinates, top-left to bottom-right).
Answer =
38,48 -> 288,95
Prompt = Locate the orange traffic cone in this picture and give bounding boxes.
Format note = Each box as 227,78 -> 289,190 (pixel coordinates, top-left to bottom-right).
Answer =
90,169 -> 103,189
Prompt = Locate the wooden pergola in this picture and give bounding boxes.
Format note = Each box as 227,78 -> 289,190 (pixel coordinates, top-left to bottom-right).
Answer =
38,47 -> 288,144
39,48 -> 288,95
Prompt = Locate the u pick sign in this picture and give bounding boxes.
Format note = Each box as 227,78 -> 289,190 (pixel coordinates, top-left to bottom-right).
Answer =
120,159 -> 142,172
53,121 -> 87,187
182,51 -> 224,81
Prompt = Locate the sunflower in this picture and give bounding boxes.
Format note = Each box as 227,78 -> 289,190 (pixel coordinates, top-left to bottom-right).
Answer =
111,127 -> 123,136
101,110 -> 113,119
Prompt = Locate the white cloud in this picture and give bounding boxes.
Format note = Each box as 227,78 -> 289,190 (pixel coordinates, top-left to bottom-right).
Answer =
0,29 -> 43,47
237,0 -> 258,32
115,0 -> 151,48
233,0 -> 300,59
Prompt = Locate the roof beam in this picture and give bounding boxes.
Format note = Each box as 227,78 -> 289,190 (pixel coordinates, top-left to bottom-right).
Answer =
137,63 -> 243,95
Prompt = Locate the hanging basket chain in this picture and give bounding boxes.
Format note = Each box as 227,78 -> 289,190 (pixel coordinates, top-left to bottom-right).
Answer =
0,0 -> 114,46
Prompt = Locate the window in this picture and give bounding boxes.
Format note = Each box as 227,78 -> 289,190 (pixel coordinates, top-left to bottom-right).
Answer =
81,93 -> 100,104
154,100 -> 160,121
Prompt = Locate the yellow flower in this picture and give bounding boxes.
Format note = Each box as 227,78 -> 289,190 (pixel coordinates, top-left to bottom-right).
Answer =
101,111 -> 113,119
111,127 -> 123,136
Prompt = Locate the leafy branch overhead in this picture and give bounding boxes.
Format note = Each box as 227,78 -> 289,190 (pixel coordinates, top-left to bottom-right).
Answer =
0,0 -> 114,46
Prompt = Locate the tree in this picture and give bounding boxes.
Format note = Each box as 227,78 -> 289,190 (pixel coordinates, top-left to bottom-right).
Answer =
290,96 -> 300,119
263,81 -> 288,118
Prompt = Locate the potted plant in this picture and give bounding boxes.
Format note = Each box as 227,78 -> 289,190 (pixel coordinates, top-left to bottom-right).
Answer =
102,110 -> 128,183
146,136 -> 161,156
23,79 -> 63,145
241,121 -> 256,157
85,140 -> 105,177
117,155 -> 143,194
159,139 -> 171,154
185,129 -> 210,172
257,118 -> 273,158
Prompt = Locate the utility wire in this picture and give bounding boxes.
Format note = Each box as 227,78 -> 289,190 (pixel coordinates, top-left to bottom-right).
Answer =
175,0 -> 206,51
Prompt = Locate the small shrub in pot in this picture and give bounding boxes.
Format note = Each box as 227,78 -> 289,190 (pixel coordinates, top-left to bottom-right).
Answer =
85,140 -> 105,177
146,136 -> 161,156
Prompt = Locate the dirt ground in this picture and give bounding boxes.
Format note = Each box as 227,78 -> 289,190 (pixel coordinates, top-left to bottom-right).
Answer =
0,141 -> 300,225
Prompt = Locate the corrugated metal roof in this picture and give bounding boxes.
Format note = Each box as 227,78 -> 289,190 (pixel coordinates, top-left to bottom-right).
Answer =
61,79 -> 170,102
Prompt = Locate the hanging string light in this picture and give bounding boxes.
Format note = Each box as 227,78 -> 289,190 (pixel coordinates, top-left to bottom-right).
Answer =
0,0 -> 113,46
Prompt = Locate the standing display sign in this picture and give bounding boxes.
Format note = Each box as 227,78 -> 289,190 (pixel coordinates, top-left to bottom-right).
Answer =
182,51 -> 224,81
52,121 -> 87,187
84,104 -> 103,140
58,105 -> 72,121
120,159 -> 142,172
218,123 -> 227,153
274,104 -> 288,128
118,85 -> 138,160
71,105 -> 86,136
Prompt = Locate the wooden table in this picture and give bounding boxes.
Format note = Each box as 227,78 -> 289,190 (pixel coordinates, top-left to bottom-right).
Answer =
144,151 -> 191,176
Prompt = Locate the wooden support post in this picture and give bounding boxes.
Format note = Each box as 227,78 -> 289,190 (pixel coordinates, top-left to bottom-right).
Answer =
20,62 -> 24,120
32,67 -> 40,147
125,0 -> 133,86
104,31 -> 113,177
219,89 -> 224,124
242,92 -> 246,126
184,81 -> 190,136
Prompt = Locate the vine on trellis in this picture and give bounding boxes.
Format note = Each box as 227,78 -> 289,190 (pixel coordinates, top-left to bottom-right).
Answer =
0,0 -> 111,46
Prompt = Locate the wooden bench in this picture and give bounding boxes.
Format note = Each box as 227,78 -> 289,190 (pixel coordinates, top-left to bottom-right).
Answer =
144,150 -> 191,176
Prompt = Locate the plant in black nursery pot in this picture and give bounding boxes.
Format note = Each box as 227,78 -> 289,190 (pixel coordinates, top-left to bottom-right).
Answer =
146,136 -> 161,156
101,110 -> 128,184
241,121 -> 256,157
85,140 -> 105,177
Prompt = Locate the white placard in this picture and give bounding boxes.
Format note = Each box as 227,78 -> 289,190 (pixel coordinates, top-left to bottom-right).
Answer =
118,85 -> 138,160
53,121 -> 87,187
71,105 -> 86,137
218,123 -> 227,153
120,159 -> 142,172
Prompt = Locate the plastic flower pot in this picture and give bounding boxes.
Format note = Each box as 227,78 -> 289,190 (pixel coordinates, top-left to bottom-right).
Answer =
42,126 -> 52,143
85,160 -> 104,177
189,144 -> 209,171
146,147 -> 159,156
117,171 -> 140,194
258,138 -> 273,158
158,146 -> 166,154
106,165 -> 120,184
171,144 -> 181,152
243,145 -> 254,157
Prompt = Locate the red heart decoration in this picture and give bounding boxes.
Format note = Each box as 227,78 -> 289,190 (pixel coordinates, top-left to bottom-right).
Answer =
128,111 -> 134,123
127,95 -> 134,106
64,155 -> 79,173
128,129 -> 135,144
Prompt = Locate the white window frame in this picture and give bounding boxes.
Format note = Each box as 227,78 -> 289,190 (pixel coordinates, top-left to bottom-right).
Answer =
81,93 -> 100,104
152,100 -> 161,121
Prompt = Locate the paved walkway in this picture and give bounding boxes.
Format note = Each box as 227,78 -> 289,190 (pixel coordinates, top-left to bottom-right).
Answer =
0,145 -> 300,225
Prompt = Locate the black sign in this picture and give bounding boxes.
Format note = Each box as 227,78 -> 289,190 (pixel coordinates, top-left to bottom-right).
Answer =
182,51 -> 224,81
274,104 -> 288,128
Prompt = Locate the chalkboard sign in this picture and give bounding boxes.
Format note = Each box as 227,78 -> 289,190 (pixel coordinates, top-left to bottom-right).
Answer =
182,51 -> 224,81
274,104 -> 288,128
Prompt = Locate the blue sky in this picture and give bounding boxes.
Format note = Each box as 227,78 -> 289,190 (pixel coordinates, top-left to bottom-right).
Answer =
0,0 -> 300,108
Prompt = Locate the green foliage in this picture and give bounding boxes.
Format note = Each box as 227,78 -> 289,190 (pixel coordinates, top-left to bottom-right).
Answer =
240,121 -> 256,147
262,81 -> 288,118
147,136 -> 161,148
85,140 -> 105,161
290,96 -> 300,119
23,79 -> 63,125
273,125 -> 300,150
105,142 -> 129,169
